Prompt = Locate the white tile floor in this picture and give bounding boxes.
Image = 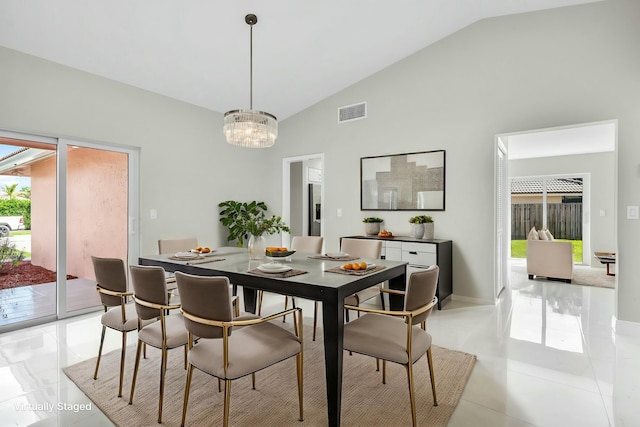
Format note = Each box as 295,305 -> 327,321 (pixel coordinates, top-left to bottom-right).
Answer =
0,262 -> 638,426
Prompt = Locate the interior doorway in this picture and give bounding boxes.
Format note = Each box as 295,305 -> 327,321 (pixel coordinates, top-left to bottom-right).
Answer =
495,120 -> 617,295
282,154 -> 324,248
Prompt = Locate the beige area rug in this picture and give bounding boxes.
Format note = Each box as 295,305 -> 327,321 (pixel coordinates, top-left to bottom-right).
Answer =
64,326 -> 476,427
515,262 -> 615,289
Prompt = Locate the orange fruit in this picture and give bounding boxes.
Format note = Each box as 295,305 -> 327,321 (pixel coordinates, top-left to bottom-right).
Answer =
195,246 -> 203,251
201,247 -> 211,253
343,263 -> 353,270
279,247 -> 288,252
352,264 -> 361,270
359,262 -> 367,269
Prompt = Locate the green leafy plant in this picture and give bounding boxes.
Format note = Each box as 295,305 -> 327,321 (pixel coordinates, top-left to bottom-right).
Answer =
408,215 -> 433,224
246,214 -> 290,237
218,200 -> 289,247
0,237 -> 25,273
362,217 -> 384,223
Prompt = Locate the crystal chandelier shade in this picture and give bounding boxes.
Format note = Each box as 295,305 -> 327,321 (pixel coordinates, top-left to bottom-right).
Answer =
224,109 -> 278,148
224,14 -> 278,148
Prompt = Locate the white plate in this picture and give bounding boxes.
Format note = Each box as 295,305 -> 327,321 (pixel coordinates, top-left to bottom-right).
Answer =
257,263 -> 292,273
175,252 -> 199,259
190,249 -> 216,256
326,252 -> 350,258
340,263 -> 376,271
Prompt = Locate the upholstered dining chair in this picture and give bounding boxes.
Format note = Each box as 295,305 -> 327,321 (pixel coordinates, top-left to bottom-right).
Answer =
91,256 -> 138,398
343,265 -> 440,427
128,265 -> 189,424
157,237 -> 199,255
257,235 -> 324,340
175,271 -> 304,427
341,238 -> 383,321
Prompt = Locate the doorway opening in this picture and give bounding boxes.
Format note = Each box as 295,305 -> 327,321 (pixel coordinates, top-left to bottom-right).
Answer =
282,154 -> 324,248
494,120 -> 617,298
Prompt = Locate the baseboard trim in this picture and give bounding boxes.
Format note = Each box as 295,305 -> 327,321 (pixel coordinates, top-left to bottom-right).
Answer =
614,318 -> 640,337
451,294 -> 494,305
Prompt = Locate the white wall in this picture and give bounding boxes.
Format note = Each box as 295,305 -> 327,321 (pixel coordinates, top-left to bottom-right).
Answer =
0,46 -> 280,255
270,0 -> 640,318
509,151 -> 616,266
1,0 -> 639,323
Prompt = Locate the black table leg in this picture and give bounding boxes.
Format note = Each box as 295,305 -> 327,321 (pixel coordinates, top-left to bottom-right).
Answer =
388,268 -> 407,311
243,287 -> 257,314
322,290 -> 344,427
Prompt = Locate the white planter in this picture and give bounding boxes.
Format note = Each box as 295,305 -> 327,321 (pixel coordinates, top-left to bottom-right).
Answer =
410,223 -> 425,239
364,222 -> 381,236
423,222 -> 434,240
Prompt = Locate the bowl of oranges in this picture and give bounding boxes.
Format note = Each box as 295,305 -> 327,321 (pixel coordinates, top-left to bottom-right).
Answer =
341,261 -> 374,271
265,247 -> 296,258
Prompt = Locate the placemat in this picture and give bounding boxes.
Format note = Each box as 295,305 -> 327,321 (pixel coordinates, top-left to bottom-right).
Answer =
168,256 -> 226,265
248,268 -> 308,278
309,255 -> 360,261
325,265 -> 386,276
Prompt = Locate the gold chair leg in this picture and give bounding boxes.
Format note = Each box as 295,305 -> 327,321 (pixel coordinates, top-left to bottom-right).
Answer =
297,352 -> 304,421
184,344 -> 188,370
382,359 -> 387,384
426,347 -> 438,406
406,362 -> 417,427
283,296 -> 289,323
129,340 -> 143,404
143,342 -> 147,359
313,301 -> 319,341
218,378 -> 222,392
252,373 -> 256,389
223,379 -> 232,427
257,290 -> 263,316
118,331 -> 127,397
93,325 -> 106,380
376,358 -> 380,372
181,363 -> 193,427
158,346 -> 168,423
233,298 -> 240,317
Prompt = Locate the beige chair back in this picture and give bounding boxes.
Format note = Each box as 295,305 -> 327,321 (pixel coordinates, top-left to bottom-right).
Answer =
158,238 -> 198,254
340,238 -> 382,259
291,236 -> 324,254
405,265 -> 439,325
175,272 -> 233,339
92,256 -> 128,307
129,265 -> 168,320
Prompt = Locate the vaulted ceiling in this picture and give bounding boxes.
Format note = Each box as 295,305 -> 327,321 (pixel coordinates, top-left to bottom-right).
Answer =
0,0 -> 600,120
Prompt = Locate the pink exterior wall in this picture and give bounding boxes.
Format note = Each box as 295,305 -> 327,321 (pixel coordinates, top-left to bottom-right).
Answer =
31,148 -> 128,280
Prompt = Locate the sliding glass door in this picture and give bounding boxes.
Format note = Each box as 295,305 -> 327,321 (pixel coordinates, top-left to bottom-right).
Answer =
0,130 -> 138,330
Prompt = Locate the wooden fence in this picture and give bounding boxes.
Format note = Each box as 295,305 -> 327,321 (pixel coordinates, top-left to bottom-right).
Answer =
512,203 -> 582,240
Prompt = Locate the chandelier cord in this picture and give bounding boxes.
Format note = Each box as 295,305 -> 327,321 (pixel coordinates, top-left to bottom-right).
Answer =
249,23 -> 253,110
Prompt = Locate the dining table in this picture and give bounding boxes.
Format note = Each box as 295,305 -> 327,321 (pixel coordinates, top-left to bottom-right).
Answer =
139,246 -> 407,427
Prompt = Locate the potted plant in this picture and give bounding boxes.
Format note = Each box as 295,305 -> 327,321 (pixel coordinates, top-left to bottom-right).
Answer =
219,200 -> 290,259
362,217 -> 383,236
408,215 -> 434,239
218,200 -> 268,247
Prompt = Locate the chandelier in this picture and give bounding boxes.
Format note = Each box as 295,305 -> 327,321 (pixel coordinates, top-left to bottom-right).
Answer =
223,14 -> 278,148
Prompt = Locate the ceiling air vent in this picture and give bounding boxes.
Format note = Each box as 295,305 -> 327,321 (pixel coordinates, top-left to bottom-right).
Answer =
338,102 -> 367,123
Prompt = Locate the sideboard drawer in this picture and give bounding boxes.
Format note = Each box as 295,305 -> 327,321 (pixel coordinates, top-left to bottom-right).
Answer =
402,249 -> 437,267
402,242 -> 436,253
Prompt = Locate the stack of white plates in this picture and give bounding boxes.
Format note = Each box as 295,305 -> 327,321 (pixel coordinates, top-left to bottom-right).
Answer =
257,263 -> 292,273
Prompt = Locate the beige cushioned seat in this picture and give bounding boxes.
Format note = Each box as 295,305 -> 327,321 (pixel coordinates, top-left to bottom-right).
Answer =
188,321 -> 301,380
343,315 -> 431,365
100,304 -> 138,331
137,313 -> 188,349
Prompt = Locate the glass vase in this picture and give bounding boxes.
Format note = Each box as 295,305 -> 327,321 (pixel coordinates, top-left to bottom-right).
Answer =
248,234 -> 266,260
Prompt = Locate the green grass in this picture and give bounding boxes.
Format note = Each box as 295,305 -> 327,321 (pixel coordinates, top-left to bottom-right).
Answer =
511,239 -> 582,263
9,230 -> 31,236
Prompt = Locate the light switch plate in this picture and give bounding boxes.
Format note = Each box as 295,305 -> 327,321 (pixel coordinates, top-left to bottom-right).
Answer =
627,205 -> 639,220
150,209 -> 158,220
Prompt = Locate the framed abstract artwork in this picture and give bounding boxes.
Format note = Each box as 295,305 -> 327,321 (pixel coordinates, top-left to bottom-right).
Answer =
360,150 -> 446,211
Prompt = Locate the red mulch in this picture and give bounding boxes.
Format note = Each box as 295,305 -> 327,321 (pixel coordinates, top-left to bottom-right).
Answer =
0,261 -> 77,290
